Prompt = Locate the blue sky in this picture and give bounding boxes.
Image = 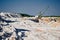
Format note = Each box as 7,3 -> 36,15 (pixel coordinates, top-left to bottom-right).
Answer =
0,0 -> 60,16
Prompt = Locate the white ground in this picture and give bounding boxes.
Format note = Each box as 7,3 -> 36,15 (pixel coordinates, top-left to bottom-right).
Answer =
0,12 -> 60,40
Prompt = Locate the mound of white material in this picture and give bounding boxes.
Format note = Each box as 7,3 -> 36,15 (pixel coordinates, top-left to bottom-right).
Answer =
0,13 -> 60,40
9,17 -> 60,40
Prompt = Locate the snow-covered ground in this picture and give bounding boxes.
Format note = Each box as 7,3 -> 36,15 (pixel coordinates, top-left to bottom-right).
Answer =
0,12 -> 60,40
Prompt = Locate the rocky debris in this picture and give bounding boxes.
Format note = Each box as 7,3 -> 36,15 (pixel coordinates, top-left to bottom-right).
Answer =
0,12 -> 60,40
0,12 -> 21,18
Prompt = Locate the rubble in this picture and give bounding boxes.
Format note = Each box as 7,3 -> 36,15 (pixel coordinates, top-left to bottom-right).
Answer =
0,12 -> 60,40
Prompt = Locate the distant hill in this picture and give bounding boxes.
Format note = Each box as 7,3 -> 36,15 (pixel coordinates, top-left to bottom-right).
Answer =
18,13 -> 34,17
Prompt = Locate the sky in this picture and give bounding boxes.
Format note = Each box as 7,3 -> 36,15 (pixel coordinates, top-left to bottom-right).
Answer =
0,0 -> 60,16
